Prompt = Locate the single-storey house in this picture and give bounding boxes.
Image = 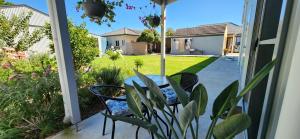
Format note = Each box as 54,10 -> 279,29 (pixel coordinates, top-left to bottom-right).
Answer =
101,28 -> 148,55
0,4 -> 101,56
169,22 -> 242,55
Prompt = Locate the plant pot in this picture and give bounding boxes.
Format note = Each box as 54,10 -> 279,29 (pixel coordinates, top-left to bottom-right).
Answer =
148,15 -> 161,28
82,0 -> 107,18
152,15 -> 161,27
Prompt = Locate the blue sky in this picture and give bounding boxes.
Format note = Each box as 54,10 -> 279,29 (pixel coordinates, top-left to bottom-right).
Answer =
8,0 -> 244,35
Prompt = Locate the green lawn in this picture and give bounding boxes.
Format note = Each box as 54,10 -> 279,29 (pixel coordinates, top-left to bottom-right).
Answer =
91,55 -> 217,78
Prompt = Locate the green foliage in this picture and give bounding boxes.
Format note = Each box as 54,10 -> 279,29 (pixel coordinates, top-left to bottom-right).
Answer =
0,73 -> 65,139
0,12 -> 43,51
106,49 -> 122,62
167,76 -> 189,106
141,14 -> 161,29
0,54 -> 102,138
76,0 -> 124,26
137,29 -> 160,44
95,66 -> 123,85
212,81 -> 239,118
213,113 -> 251,139
0,0 -> 13,6
104,59 -> 277,139
190,84 -> 208,117
94,67 -> 124,96
137,30 -> 160,53
166,28 -> 175,36
125,85 -> 144,118
134,59 -> 143,71
179,101 -> 196,136
43,21 -> 99,70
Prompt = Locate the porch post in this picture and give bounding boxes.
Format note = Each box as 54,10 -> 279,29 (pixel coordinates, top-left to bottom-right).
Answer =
47,0 -> 81,124
161,0 -> 166,76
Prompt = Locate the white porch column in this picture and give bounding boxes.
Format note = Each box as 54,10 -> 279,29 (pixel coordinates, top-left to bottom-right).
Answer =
47,0 -> 81,124
161,0 -> 166,76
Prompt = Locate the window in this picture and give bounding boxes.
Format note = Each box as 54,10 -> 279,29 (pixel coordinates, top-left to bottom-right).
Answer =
122,40 -> 125,45
236,36 -> 241,45
115,40 -> 119,46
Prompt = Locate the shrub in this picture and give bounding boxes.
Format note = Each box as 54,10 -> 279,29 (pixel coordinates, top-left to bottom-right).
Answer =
0,12 -> 43,51
0,73 -> 65,139
44,21 -> 99,70
28,54 -> 57,73
94,67 -> 124,97
106,49 -> 122,62
0,53 -> 103,138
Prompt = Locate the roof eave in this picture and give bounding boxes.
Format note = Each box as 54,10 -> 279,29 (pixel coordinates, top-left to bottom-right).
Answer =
151,0 -> 176,5
101,34 -> 140,37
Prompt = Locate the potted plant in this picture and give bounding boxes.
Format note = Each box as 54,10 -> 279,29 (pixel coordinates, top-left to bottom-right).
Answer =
140,14 -> 161,29
80,0 -> 107,18
148,14 -> 161,28
104,59 -> 277,139
76,0 -> 123,26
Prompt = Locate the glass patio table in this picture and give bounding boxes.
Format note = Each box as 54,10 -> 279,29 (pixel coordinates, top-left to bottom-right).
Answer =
124,74 -> 169,89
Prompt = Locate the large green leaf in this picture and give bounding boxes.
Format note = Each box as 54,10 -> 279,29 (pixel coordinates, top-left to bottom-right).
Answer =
103,113 -> 158,133
125,85 -> 144,118
238,59 -> 277,99
134,70 -> 165,110
213,113 -> 251,139
190,83 -> 208,117
212,81 -> 239,118
179,101 -> 197,136
166,76 -> 189,106
132,81 -> 153,111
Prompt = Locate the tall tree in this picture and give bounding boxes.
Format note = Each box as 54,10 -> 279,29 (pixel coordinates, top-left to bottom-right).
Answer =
166,28 -> 175,36
44,21 -> 99,70
0,0 -> 13,6
137,29 -> 161,53
0,12 -> 43,51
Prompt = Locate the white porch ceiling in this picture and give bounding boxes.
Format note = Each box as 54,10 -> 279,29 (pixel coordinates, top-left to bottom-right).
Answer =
151,0 -> 176,5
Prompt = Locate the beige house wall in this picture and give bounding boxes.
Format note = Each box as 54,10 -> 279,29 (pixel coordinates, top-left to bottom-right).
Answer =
125,42 -> 147,55
170,35 -> 225,55
105,35 -> 139,54
192,35 -> 224,55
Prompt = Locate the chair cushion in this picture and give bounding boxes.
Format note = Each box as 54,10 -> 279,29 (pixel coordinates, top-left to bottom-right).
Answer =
106,96 -> 130,116
160,87 -> 178,104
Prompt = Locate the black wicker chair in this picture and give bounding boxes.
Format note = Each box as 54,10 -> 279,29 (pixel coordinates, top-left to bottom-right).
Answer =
89,85 -> 151,139
160,72 -> 198,138
161,72 -> 199,110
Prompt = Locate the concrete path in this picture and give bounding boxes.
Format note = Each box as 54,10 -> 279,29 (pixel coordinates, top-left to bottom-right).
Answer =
48,56 -> 243,139
196,56 -> 242,139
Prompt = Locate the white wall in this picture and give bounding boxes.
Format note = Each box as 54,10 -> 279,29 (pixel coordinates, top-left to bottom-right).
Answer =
274,22 -> 300,139
170,35 -> 224,55
170,38 -> 186,54
0,6 -> 49,26
105,35 -> 139,54
268,0 -> 300,138
191,35 -> 224,55
89,34 -> 103,56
